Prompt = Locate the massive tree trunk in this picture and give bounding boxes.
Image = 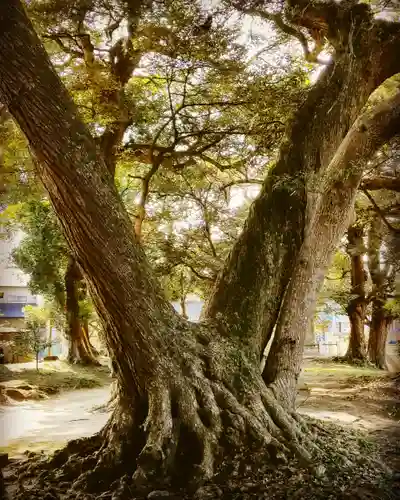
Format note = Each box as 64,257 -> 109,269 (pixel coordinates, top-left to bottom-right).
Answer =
65,257 -> 100,365
1,0 -> 400,495
0,1 -> 315,491
205,2 -> 400,378
367,216 -> 393,369
345,226 -> 368,363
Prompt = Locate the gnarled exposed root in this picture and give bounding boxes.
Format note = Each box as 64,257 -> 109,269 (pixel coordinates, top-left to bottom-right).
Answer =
11,333 -> 319,499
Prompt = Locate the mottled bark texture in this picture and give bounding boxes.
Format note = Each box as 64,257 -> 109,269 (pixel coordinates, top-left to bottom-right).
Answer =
0,0 -> 315,489
1,0 -> 400,493
367,216 -> 394,369
345,226 -> 368,363
263,92 -> 400,405
205,1 -> 400,372
65,257 -> 100,365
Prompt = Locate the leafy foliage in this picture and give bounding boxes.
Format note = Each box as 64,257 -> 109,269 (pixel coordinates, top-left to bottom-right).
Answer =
13,306 -> 53,370
10,201 -> 68,307
0,0 -> 311,305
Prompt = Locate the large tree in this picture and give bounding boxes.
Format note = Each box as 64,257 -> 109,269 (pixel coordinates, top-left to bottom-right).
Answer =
1,0 -> 400,496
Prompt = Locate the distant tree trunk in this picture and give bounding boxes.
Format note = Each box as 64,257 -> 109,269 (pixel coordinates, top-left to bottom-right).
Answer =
368,299 -> 392,369
65,257 -> 100,365
47,319 -> 52,357
1,0 -> 400,494
180,296 -> 188,320
345,226 -> 367,363
367,216 -> 393,369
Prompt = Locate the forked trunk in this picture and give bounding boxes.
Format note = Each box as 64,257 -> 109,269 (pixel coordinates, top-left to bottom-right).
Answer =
262,94 -> 400,403
0,1 -> 314,491
65,257 -> 99,365
345,226 -> 367,363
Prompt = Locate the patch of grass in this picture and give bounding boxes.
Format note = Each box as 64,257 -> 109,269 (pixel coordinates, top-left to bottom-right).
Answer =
1,440 -> 64,459
302,358 -> 385,385
0,361 -> 110,397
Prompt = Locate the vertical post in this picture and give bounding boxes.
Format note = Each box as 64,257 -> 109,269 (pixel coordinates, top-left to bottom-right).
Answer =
47,319 -> 52,357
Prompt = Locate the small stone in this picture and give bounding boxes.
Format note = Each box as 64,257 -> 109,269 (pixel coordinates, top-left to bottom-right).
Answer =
315,464 -> 326,478
147,491 -> 171,499
194,485 -> 223,499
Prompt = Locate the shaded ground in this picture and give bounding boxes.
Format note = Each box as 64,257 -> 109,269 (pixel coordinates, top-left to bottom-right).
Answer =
0,360 -> 110,404
2,358 -> 399,499
298,358 -> 400,426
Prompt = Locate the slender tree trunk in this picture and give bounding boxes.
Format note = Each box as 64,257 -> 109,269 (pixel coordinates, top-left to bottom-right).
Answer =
65,257 -> 100,365
47,319 -> 52,357
180,296 -> 188,320
345,226 -> 367,363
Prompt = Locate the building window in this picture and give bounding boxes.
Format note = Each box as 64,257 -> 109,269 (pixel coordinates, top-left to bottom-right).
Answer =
0,292 -> 4,299
7,295 -> 27,303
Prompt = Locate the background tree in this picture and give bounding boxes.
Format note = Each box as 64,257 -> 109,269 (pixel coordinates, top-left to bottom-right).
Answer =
13,305 -> 53,371
4,201 -> 101,364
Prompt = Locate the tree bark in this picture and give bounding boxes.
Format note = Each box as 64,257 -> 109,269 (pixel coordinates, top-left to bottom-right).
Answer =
65,257 -> 100,365
1,0 -> 400,494
361,176 -> 400,192
204,3 -> 400,363
368,299 -> 392,369
344,226 -> 368,363
367,216 -> 394,369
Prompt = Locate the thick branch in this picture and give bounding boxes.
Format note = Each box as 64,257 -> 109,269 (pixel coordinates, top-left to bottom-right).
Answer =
263,89 -> 400,403
204,15 -> 400,355
361,175 -> 400,192
361,189 -> 400,234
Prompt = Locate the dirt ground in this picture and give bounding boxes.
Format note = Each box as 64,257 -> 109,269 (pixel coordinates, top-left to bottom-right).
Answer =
298,358 -> 400,425
2,357 -> 400,499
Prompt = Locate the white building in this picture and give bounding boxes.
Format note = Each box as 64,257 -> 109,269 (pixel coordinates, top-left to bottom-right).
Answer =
0,226 -> 38,321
